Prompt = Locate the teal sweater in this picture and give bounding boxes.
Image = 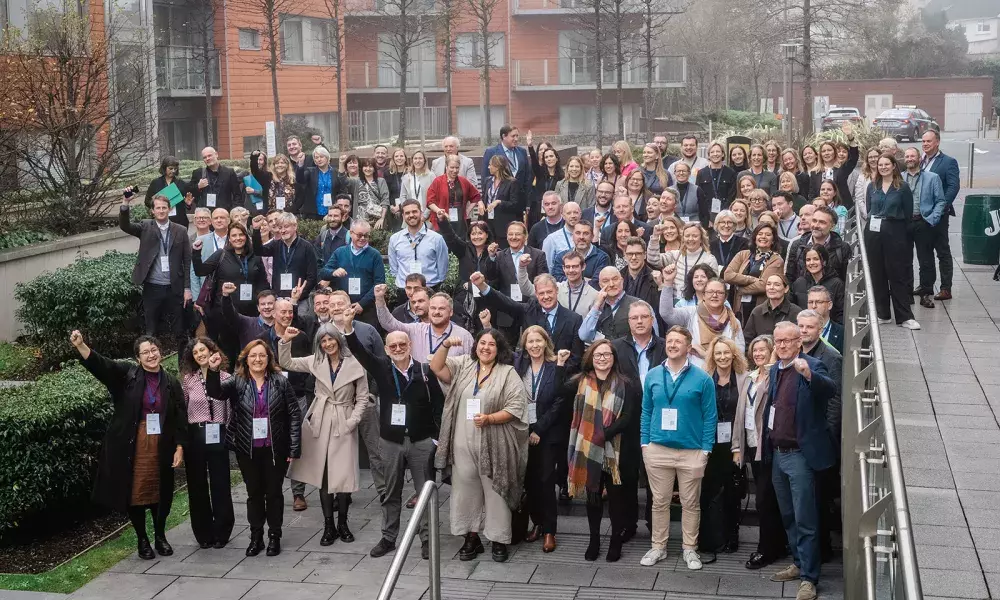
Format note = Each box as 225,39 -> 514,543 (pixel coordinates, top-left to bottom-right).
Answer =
641,362 -> 718,451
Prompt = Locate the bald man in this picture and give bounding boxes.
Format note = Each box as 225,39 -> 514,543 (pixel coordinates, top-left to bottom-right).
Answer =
189,146 -> 241,210
431,136 -> 478,187
541,201 -> 582,270
579,266 -> 640,342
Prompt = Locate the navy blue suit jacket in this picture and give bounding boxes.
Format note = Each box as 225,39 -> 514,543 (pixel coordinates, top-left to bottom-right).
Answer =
926,152 -> 960,216
763,353 -> 837,471
513,354 -> 569,445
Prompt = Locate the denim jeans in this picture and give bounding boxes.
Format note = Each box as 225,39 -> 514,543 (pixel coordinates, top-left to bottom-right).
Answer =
772,449 -> 820,584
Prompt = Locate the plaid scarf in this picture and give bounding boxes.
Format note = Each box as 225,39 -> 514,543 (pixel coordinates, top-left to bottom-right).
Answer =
567,375 -> 625,497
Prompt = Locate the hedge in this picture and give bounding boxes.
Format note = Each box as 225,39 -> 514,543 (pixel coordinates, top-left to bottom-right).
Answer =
15,251 -> 143,368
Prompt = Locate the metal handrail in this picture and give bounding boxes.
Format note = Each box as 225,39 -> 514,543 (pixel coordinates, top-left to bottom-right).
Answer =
377,480 -> 441,600
841,213 -> 922,599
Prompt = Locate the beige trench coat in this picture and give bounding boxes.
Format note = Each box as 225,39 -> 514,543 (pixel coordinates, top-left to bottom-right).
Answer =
278,340 -> 369,493
732,367 -> 771,465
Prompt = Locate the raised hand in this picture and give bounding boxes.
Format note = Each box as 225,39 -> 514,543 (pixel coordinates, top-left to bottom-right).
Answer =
70,330 -> 84,348
374,284 -> 387,301
487,242 -> 499,258
192,239 -> 203,251
556,349 -> 571,366
433,205 -> 448,221
662,264 -> 677,281
221,282 -> 237,296
479,309 -> 492,329
525,130 -> 533,147
470,271 -> 487,290
281,326 -> 300,342
636,227 -> 645,238
251,215 -> 265,230
519,254 -> 532,269
208,352 -> 223,370
443,336 -> 463,349
792,357 -> 811,379
290,279 -> 305,303
593,288 -> 608,309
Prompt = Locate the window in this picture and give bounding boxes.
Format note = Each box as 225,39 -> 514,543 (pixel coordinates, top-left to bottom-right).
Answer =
287,112 -> 340,149
239,28 -> 260,50
455,33 -> 505,69
281,16 -> 337,65
243,135 -> 265,157
457,105 -> 507,138
977,22 -> 992,33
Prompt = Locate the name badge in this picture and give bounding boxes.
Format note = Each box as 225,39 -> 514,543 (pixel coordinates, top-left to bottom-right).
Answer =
348,277 -> 361,295
146,413 -> 161,435
488,207 -> 495,219
717,421 -> 732,443
449,207 -> 459,221
510,284 -> 523,302
255,201 -> 264,210
206,193 -> 217,207
323,193 -> 333,207
239,283 -> 253,301
527,403 -> 537,425
711,198 -> 722,213
281,370 -> 289,379
280,272 -> 293,290
467,397 -> 481,420
169,207 -> 177,217
745,403 -> 755,431
660,407 -> 678,431
206,423 -> 221,444
276,196 -> 286,210
740,294 -> 753,304
869,216 -> 882,232
253,417 -> 268,439
768,407 -> 775,430
391,404 -> 407,426
409,261 -> 422,276
160,255 -> 170,273
681,216 -> 691,223
472,285 -> 480,298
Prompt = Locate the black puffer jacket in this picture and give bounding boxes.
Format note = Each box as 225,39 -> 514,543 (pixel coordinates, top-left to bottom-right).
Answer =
206,369 -> 302,459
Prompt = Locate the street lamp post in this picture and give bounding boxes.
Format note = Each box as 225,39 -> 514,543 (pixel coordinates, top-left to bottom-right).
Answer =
781,43 -> 800,146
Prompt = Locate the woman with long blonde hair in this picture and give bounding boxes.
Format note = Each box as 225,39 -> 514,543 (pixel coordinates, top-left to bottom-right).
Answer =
249,151 -> 296,213
613,140 -> 639,178
639,143 -> 672,196
555,155 -> 595,209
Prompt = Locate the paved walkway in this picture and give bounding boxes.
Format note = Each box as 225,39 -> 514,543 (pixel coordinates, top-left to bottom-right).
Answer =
883,190 -> 1000,600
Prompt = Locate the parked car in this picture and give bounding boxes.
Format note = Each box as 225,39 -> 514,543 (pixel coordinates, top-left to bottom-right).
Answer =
821,107 -> 863,130
873,107 -> 940,142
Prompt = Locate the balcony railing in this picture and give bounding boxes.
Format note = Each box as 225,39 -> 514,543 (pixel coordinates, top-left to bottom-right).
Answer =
155,46 -> 222,97
345,0 -> 440,16
513,56 -> 685,89
512,0 -> 643,13
345,60 -> 444,92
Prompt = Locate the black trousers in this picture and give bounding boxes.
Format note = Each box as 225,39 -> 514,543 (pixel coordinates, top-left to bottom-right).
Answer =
237,451 -> 289,536
817,463 -> 841,558
142,283 -> 184,341
910,218 -> 939,293
699,442 -> 744,552
934,212 -> 954,291
586,472 -> 627,540
185,423 -> 235,545
864,220 -> 914,323
526,443 -> 559,535
751,459 -> 788,559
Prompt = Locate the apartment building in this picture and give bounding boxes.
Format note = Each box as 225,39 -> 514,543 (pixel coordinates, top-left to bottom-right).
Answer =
3,0 -> 685,160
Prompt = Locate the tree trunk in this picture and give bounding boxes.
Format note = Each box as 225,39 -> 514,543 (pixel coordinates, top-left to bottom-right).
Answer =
615,5 -> 623,138
644,4 -> 652,141
334,6 -> 348,150
594,0 -> 603,149
482,27 -> 492,145
801,0 -> 813,135
443,0 -> 454,135
204,44 -> 215,147
398,49 -> 408,145
268,9 -> 281,135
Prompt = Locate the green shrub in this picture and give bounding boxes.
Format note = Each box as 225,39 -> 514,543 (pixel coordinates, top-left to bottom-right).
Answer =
0,342 -> 41,380
296,218 -> 323,243
15,251 -> 142,367
0,363 -> 114,536
0,229 -> 59,251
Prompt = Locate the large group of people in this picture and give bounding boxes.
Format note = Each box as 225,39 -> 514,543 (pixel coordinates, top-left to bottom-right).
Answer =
77,122 -> 959,600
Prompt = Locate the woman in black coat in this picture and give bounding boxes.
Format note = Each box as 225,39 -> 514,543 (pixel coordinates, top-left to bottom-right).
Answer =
512,327 -> 570,553
481,155 -> 522,246
528,140 -> 563,225
790,245 -> 846,324
435,210 -> 495,331
206,339 -> 301,558
70,331 -> 187,561
145,156 -> 192,227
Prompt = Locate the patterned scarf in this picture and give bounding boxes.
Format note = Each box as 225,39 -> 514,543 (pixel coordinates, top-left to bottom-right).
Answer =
696,301 -> 741,354
567,375 -> 625,497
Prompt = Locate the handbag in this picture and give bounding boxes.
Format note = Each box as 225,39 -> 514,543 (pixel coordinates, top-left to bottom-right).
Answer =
196,273 -> 215,309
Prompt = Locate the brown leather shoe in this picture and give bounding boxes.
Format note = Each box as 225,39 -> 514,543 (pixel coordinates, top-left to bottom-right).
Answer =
542,534 -> 556,553
525,525 -> 542,543
293,495 -> 308,511
934,289 -> 952,300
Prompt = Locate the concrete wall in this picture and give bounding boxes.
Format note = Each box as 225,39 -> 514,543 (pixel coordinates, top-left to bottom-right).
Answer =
0,229 -> 139,342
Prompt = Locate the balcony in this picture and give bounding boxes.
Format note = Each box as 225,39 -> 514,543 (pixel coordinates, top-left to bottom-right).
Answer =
345,60 -> 446,93
345,0 -> 440,17
512,0 -> 642,15
155,46 -> 222,98
513,56 -> 686,90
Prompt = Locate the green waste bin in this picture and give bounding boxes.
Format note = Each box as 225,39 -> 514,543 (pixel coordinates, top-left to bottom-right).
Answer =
961,195 -> 1000,265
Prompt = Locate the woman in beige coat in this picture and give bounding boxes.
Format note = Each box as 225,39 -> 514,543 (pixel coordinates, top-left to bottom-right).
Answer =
723,222 -> 784,324
277,324 -> 368,547
431,327 -> 529,564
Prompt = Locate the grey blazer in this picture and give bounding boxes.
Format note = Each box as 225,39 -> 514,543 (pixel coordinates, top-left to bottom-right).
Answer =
555,179 -> 596,209
431,154 -> 479,188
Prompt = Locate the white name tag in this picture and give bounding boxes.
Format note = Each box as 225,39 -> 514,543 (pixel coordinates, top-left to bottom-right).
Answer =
253,417 -> 268,439
169,207 -> 177,217
160,255 -> 170,273
467,397 -> 481,420
768,407 -> 775,430
869,216 -> 882,232
660,407 -> 678,431
206,193 -> 217,207
681,216 -> 691,223
741,294 -> 753,304
391,404 -> 407,426
510,284 -> 523,302
146,413 -> 161,435
745,403 -> 755,431
472,285 -> 480,298
409,261 -> 422,276
449,207 -> 459,221
255,201 -> 264,210
323,193 -> 333,207
240,283 -> 253,301
717,421 -> 732,443
276,196 -> 286,210
488,207 -> 495,219
206,423 -> 221,444
280,272 -> 293,290
348,277 -> 361,295
711,198 -> 722,213
528,403 -> 537,425
281,370 -> 289,379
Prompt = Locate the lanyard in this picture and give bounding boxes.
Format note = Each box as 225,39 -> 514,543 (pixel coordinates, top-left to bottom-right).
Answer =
715,238 -> 734,268
747,378 -> 757,408
473,362 -> 493,396
683,250 -> 704,277
238,255 -> 249,278
661,362 -> 690,405
710,168 -> 723,198
562,227 -> 572,250
907,173 -> 921,191
392,364 -> 410,398
429,324 -> 453,354
281,239 -> 297,272
407,231 -> 425,261
530,364 -> 544,403
779,218 -> 796,239
822,319 -> 832,340
158,228 -> 171,254
567,283 -> 585,313
145,372 -> 160,409
489,181 -> 499,203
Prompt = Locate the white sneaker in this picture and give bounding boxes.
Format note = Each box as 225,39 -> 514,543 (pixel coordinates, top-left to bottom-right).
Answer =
683,548 -> 703,570
877,318 -> 892,325
900,319 -> 921,330
640,547 -> 668,566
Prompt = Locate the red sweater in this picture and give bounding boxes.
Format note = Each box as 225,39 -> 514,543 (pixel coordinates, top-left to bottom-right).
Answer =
426,175 -> 482,230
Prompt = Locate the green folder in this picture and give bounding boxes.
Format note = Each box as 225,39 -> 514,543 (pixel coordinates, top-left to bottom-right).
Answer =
161,182 -> 184,208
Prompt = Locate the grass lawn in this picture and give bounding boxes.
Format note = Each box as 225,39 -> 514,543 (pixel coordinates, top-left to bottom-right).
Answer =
0,470 -> 242,594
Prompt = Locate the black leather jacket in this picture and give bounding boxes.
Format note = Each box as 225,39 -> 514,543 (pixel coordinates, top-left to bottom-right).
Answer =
206,369 -> 302,459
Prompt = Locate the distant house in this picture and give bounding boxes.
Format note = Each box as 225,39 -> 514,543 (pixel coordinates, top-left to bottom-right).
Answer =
925,0 -> 1000,58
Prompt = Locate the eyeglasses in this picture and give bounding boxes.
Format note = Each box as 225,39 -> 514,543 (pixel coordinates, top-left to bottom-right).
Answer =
138,349 -> 159,357
625,251 -> 644,258
774,337 -> 800,346
628,314 -> 652,321
705,290 -> 726,296
353,232 -> 370,239
807,299 -> 831,307
387,342 -> 408,350
592,352 -> 613,360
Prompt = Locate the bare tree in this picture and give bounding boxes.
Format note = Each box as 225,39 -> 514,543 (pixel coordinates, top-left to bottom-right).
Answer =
636,0 -> 686,140
0,2 -> 156,234
462,0 -> 504,145
437,0 -> 459,134
322,0 -> 350,149
168,0 -> 224,147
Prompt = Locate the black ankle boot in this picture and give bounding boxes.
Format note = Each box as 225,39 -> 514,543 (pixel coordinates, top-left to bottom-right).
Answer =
606,534 -> 622,562
137,538 -> 155,560
153,535 -> 173,556
337,516 -> 354,543
320,518 -> 337,546
458,533 -> 484,560
266,531 -> 281,556
585,535 -> 601,561
246,530 -> 265,557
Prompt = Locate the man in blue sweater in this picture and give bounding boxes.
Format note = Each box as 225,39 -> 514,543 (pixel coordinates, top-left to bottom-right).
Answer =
318,219 -> 385,327
639,325 -> 717,571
